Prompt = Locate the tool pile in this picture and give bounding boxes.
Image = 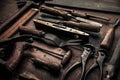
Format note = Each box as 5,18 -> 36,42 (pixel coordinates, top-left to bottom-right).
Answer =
0,0 -> 120,80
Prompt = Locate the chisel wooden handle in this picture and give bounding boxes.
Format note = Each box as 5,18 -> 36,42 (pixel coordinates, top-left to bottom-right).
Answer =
100,19 -> 120,49
60,21 -> 101,32
32,57 -> 62,73
40,5 -> 70,19
19,26 -> 45,36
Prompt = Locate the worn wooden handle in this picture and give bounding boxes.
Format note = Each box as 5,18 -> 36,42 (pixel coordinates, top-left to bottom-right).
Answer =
19,26 -> 45,36
41,5 -> 69,19
62,21 -> 101,32
100,28 -> 114,49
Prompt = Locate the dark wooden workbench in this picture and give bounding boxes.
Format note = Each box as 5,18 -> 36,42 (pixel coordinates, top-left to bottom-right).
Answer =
0,0 -> 120,80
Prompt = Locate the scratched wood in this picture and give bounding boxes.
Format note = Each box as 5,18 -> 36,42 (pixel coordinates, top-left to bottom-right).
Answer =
0,0 -> 120,80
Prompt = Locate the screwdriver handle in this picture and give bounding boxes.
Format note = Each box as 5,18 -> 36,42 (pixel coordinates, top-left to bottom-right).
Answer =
100,27 -> 114,49
61,21 -> 101,32
19,26 -> 45,36
40,5 -> 69,19
100,19 -> 120,49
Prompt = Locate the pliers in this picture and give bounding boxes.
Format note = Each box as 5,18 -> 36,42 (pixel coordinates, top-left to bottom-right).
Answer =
83,49 -> 107,80
61,44 -> 95,80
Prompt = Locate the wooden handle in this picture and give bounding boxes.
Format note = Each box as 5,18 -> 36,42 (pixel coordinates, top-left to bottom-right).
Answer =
100,19 -> 120,49
19,26 -> 45,36
100,28 -> 114,49
62,21 -> 101,32
41,5 -> 69,19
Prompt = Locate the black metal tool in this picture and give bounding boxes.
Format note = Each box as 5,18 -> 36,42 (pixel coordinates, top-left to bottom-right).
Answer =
19,26 -> 83,47
105,37 -> 120,79
83,49 -> 107,80
0,35 -> 33,47
37,17 -> 102,33
33,19 -> 89,41
61,44 -> 95,80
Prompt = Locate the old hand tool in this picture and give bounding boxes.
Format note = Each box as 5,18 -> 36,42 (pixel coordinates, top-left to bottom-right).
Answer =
24,43 -> 71,66
37,17 -> 102,33
19,26 -> 84,47
33,19 -> 89,41
19,71 -> 40,80
0,8 -> 38,40
40,5 -> 103,27
83,49 -> 107,80
61,44 -> 95,80
23,44 -> 62,73
100,19 -> 120,49
54,6 -> 110,21
105,37 -> 120,79
57,21 -> 102,32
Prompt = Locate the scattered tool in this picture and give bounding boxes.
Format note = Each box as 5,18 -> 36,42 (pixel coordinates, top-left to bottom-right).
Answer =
83,49 -> 107,80
40,5 -> 103,27
105,37 -> 120,79
37,17 -> 102,33
100,19 -> 120,49
57,21 -> 102,32
24,43 -> 71,66
61,44 -> 95,80
0,8 -> 38,40
81,19 -> 119,80
54,6 -> 110,21
23,44 -> 63,73
19,26 -> 84,47
33,19 -> 89,41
